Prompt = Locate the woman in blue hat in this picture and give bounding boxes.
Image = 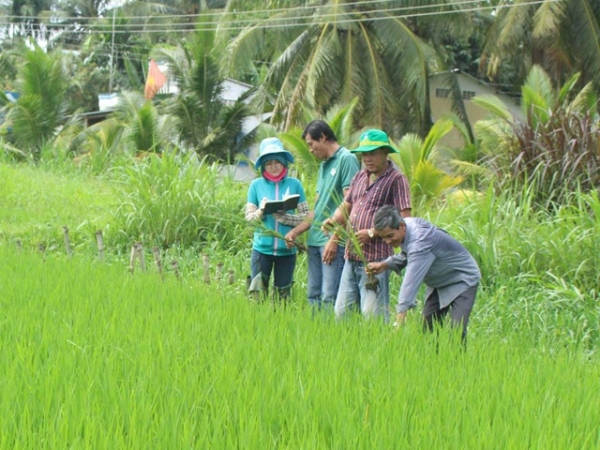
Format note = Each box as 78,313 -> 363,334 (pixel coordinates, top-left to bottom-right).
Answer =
245,137 -> 309,301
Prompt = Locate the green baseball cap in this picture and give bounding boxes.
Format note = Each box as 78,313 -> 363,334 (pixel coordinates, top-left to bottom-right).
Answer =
351,129 -> 399,154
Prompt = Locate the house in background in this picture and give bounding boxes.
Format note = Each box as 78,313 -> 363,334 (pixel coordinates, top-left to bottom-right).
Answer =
0,91 -> 20,132
92,72 -> 266,182
429,70 -> 523,147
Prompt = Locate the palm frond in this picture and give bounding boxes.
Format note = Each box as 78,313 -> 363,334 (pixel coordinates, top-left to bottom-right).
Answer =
421,118 -> 454,161
569,0 -> 600,87
522,64 -> 554,110
533,0 -> 565,39
277,129 -> 319,173
569,81 -> 598,114
393,133 -> 423,181
481,0 -> 537,77
557,71 -> 581,104
471,95 -> 514,121
326,97 -> 360,146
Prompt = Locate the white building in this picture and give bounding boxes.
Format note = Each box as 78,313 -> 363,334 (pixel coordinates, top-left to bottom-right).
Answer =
97,73 -> 266,181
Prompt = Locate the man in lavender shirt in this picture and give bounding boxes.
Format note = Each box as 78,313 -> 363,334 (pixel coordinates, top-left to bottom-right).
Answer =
367,205 -> 481,341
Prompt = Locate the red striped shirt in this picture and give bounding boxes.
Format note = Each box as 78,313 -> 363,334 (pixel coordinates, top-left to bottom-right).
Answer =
345,162 -> 411,262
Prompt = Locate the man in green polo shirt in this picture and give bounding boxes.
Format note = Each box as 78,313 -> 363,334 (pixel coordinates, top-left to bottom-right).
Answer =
285,120 -> 360,310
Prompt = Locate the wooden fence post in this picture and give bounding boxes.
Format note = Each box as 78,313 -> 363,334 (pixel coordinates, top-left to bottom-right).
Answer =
135,241 -> 146,271
152,246 -> 163,278
16,239 -> 22,253
216,262 -> 224,281
95,230 -> 105,261
63,226 -> 72,257
203,254 -> 210,284
228,269 -> 235,285
38,242 -> 46,261
170,259 -> 181,281
128,244 -> 137,274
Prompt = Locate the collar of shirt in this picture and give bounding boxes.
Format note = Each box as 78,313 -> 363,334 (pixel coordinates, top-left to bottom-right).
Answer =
368,160 -> 393,180
324,145 -> 344,163
401,218 -> 412,253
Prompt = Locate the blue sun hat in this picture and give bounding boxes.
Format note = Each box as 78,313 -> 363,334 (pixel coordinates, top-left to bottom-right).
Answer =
351,129 -> 399,154
254,137 -> 295,172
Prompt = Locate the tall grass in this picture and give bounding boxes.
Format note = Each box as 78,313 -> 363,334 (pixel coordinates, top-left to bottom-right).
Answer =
0,247 -> 598,448
112,151 -> 251,250
429,184 -> 600,352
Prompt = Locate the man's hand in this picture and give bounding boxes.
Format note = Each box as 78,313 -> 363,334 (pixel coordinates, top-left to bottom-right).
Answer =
322,238 -> 338,264
394,312 -> 407,328
355,229 -> 374,246
366,261 -> 388,275
321,218 -> 336,236
284,229 -> 298,249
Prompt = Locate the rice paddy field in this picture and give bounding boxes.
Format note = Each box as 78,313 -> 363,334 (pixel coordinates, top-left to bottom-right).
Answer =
1,247 -> 599,449
1,163 -> 600,448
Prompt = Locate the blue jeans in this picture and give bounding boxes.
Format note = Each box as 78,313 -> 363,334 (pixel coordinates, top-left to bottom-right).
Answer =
251,250 -> 296,290
307,245 -> 345,310
335,259 -> 390,321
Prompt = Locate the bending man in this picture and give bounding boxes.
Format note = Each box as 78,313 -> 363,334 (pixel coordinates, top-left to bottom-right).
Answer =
367,206 -> 481,341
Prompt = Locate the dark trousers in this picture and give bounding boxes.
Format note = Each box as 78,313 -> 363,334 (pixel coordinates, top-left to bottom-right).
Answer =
422,285 -> 478,342
251,250 -> 296,291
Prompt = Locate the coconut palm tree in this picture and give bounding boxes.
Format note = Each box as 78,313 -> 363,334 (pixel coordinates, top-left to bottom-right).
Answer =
482,0 -> 600,89
220,0 -> 476,136
151,28 -> 254,161
110,90 -> 174,154
0,41 -> 71,157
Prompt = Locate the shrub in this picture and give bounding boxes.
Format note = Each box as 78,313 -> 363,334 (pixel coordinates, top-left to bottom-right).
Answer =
113,151 -> 251,250
473,66 -> 600,205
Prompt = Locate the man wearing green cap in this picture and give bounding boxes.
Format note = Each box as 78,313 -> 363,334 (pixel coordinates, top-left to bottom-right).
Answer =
322,129 -> 411,320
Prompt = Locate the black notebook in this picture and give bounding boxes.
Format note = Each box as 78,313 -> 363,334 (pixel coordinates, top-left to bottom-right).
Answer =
263,194 -> 300,215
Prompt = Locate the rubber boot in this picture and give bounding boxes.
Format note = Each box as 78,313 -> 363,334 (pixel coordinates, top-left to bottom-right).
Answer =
248,272 -> 268,303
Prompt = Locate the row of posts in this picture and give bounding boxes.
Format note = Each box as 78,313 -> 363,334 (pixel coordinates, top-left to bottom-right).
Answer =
15,226 -> 235,285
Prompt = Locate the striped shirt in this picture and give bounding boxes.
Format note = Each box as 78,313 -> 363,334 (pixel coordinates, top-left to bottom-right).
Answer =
345,161 -> 411,262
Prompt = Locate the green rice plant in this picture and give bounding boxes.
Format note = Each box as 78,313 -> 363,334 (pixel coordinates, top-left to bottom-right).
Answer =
1,247 -> 599,448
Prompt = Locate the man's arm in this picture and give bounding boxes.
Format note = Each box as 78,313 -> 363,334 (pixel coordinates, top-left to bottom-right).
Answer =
321,200 -> 351,235
321,187 -> 350,263
384,252 -> 408,274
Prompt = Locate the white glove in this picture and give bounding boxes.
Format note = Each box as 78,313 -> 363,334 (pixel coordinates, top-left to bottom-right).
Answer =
259,197 -> 268,212
253,197 -> 268,220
